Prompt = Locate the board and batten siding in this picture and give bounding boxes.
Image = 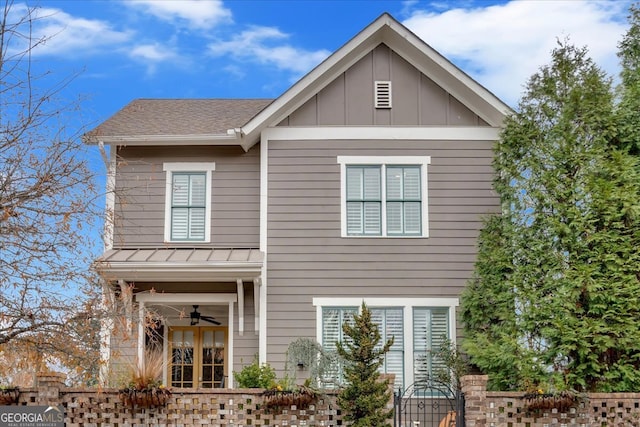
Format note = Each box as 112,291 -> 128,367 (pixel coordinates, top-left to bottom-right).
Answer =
265,138 -> 500,368
113,145 -> 260,248
278,44 -> 488,127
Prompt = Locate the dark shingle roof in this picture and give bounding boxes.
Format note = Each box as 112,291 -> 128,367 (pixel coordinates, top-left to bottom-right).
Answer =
86,98 -> 273,139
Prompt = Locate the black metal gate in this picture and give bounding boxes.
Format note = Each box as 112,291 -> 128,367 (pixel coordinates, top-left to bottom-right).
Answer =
394,379 -> 465,427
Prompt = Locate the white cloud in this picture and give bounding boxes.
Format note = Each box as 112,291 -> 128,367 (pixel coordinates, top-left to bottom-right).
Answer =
128,43 -> 181,76
7,4 -> 132,57
208,25 -> 331,75
403,0 -> 630,106
126,0 -> 232,30
130,43 -> 178,62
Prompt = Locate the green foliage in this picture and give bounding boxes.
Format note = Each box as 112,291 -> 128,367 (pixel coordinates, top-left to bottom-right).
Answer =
285,337 -> 336,387
617,4 -> 640,155
336,302 -> 393,427
431,338 -> 469,391
462,19 -> 640,392
233,357 -> 276,389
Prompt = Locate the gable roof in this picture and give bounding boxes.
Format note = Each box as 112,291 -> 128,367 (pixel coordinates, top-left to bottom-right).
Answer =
239,13 -> 511,150
83,99 -> 272,145
84,13 -> 511,150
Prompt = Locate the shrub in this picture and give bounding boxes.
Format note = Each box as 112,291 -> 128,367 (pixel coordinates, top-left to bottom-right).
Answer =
234,357 -> 276,388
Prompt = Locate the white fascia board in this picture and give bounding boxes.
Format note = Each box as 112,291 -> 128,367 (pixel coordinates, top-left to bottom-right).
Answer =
136,293 -> 237,304
92,133 -> 241,146
262,126 -> 501,141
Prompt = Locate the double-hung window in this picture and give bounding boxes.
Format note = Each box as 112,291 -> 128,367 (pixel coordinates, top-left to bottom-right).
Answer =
338,157 -> 430,237
163,162 -> 215,243
314,298 -> 457,389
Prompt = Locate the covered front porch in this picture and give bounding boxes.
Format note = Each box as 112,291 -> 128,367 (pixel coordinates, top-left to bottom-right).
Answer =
96,247 -> 265,388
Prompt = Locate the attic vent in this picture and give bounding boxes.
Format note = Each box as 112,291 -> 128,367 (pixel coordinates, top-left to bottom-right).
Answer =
375,81 -> 392,108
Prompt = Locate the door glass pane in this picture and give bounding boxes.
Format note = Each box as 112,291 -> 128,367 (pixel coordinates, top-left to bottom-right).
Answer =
202,366 -> 212,382
170,329 -> 195,388
170,327 -> 226,389
203,330 -> 213,347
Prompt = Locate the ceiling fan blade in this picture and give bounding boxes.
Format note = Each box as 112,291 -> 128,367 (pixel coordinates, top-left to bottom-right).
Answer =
200,315 -> 221,325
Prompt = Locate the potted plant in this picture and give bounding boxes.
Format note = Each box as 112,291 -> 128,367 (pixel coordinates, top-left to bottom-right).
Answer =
0,386 -> 19,405
522,388 -> 578,412
119,351 -> 171,408
262,378 -> 317,412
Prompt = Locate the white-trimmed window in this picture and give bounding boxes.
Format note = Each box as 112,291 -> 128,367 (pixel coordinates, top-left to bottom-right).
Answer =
163,162 -> 215,243
314,297 -> 457,389
337,156 -> 430,237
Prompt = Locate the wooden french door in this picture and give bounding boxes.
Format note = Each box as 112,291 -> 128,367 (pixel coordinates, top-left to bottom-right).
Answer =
169,327 -> 227,388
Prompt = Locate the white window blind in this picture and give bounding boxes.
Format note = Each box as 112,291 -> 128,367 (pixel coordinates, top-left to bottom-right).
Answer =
171,172 -> 207,241
413,308 -> 449,385
322,307 -> 357,386
386,166 -> 422,236
346,166 -> 381,235
371,308 -> 404,389
345,164 -> 422,236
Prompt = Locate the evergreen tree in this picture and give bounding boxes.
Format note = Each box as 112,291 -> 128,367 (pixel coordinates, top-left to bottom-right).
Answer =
462,35 -> 640,392
616,5 -> 640,156
336,302 -> 394,427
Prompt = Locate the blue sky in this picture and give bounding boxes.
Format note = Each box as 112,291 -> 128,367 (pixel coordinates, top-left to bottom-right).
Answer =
14,0 -> 633,130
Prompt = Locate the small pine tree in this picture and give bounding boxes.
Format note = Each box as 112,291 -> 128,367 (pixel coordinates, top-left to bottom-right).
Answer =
336,302 -> 394,427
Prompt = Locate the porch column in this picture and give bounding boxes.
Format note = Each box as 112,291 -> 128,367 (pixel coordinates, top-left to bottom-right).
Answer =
237,279 -> 244,336
228,300 -> 235,388
137,300 -> 145,366
253,278 -> 260,335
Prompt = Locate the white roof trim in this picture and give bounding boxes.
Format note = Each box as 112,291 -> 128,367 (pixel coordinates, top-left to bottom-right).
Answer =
136,293 -> 237,304
240,13 -> 511,151
89,133 -> 240,146
262,126 -> 501,141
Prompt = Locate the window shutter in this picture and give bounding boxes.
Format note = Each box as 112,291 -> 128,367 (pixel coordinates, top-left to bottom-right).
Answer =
386,167 -> 403,199
386,202 -> 402,234
372,308 -> 404,389
188,208 -> 206,240
172,174 -> 190,206
404,202 -> 421,234
171,172 -> 207,241
171,208 -> 189,240
346,167 -> 363,199
346,202 -> 363,235
375,81 -> 392,108
363,202 -> 381,234
190,174 -> 206,206
363,167 -> 381,200
413,308 -> 449,384
403,167 -> 421,199
322,307 -> 357,386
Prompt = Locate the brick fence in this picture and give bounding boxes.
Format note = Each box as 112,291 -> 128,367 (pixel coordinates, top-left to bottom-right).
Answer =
9,373 -> 640,426
6,373 -> 395,427
461,375 -> 640,427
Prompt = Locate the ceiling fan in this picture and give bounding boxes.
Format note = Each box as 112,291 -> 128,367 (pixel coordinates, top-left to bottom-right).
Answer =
189,305 -> 220,326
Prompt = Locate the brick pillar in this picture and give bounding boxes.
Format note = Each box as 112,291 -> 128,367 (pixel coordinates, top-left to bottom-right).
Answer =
36,372 -> 66,406
461,375 -> 488,427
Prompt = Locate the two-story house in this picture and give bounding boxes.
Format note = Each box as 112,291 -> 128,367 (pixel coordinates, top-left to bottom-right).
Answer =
86,13 -> 509,390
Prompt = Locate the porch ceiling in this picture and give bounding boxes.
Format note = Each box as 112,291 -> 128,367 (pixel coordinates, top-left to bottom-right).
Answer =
95,248 -> 263,282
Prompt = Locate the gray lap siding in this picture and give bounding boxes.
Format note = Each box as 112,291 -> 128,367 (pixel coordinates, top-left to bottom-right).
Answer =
113,145 -> 260,248
265,138 -> 499,369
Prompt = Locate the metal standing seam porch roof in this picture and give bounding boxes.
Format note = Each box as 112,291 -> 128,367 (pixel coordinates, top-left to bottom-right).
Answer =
96,248 -> 264,282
